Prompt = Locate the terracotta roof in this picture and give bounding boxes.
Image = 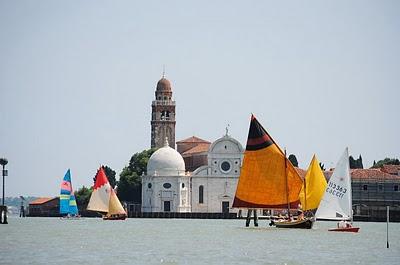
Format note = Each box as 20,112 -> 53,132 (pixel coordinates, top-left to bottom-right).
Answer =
177,136 -> 211,144
182,143 -> 210,155
350,169 -> 400,181
380,165 -> 400,175
29,197 -> 56,205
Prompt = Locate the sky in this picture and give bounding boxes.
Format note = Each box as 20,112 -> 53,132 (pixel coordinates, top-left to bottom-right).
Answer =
0,0 -> 399,197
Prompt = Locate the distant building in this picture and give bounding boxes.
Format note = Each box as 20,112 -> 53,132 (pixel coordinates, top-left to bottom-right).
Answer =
28,197 -> 59,217
324,167 -> 400,221
351,168 -> 400,221
142,133 -> 244,214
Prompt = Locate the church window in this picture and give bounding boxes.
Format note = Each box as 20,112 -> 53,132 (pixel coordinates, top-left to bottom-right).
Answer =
164,96 -> 167,100
214,161 -> 217,164
199,185 -> 204,204
163,183 -> 172,189
394,185 -> 399,191
148,183 -> 152,189
378,184 -> 383,191
224,145 -> 227,149
158,96 -> 161,100
220,161 -> 231,173
182,183 -> 185,188
363,185 -> 368,191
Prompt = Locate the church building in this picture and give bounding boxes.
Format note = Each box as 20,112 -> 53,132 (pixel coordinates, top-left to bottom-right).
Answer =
142,75 -> 244,214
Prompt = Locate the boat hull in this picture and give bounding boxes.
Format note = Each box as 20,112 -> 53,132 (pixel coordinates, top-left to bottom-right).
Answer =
328,227 -> 360,233
102,215 -> 127,220
272,218 -> 314,229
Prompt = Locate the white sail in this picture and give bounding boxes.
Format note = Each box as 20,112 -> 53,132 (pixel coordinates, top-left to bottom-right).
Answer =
316,148 -> 352,221
87,183 -> 111,212
87,167 -> 112,213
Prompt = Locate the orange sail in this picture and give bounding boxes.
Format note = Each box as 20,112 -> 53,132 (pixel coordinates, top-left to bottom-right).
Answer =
232,115 -> 303,209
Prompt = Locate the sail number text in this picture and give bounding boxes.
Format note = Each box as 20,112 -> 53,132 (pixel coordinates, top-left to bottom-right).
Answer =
326,182 -> 347,198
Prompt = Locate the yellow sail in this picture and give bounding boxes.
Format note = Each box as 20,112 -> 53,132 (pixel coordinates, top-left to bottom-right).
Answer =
232,115 -> 303,209
106,189 -> 127,217
299,155 -> 327,211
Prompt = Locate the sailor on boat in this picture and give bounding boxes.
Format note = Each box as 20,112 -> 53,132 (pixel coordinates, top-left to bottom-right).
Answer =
338,219 -> 352,228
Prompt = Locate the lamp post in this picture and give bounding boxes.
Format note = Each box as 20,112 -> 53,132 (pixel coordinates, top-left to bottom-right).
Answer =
0,158 -> 8,224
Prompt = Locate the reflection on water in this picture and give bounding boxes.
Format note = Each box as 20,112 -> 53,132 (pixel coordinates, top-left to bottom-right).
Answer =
1,217 -> 399,265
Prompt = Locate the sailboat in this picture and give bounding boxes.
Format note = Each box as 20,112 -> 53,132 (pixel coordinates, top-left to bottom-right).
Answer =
59,169 -> 80,219
315,148 -> 360,232
298,155 -> 327,216
87,167 -> 127,220
233,114 -> 313,229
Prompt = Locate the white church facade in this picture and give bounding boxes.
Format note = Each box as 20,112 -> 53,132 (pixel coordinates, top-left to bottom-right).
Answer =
141,134 -> 244,214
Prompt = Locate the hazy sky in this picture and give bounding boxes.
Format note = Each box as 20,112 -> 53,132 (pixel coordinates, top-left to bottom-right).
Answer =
1,1 -> 399,197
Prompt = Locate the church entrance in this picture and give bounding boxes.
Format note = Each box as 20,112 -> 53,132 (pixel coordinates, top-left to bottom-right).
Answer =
222,201 -> 229,214
163,201 -> 171,212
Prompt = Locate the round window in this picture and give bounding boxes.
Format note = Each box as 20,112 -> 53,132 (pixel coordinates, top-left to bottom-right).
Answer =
148,183 -> 152,189
163,183 -> 172,189
220,161 -> 231,173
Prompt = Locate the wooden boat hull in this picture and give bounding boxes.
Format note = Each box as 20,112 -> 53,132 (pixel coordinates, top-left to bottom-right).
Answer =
328,227 -> 359,233
102,215 -> 127,220
271,218 -> 314,229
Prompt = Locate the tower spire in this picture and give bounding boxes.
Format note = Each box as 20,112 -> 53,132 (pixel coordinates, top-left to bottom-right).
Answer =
162,65 -> 166,78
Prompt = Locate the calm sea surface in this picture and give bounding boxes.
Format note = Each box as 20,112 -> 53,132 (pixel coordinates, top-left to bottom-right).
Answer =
1,217 -> 399,265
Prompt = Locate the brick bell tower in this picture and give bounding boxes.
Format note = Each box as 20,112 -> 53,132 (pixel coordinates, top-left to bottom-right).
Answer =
151,74 -> 176,149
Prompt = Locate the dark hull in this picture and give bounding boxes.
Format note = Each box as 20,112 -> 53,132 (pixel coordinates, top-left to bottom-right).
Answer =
328,227 -> 360,233
272,218 -> 314,229
103,215 -> 127,220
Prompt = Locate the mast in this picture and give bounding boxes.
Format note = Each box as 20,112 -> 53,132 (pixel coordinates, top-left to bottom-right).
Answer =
345,147 -> 353,222
304,172 -> 307,213
284,149 -> 291,218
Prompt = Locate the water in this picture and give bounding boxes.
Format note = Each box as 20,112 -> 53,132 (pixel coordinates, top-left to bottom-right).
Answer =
1,217 -> 399,265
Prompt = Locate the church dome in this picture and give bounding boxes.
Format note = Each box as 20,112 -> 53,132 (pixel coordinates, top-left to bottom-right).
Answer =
147,140 -> 185,176
156,78 -> 172,91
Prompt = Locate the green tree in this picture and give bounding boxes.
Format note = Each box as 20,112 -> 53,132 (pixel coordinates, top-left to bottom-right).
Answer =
288,154 -> 298,167
117,148 -> 157,203
75,186 -> 92,210
371,158 -> 400,168
349,155 -> 363,169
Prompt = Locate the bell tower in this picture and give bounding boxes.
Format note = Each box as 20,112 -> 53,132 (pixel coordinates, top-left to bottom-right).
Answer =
151,74 -> 176,149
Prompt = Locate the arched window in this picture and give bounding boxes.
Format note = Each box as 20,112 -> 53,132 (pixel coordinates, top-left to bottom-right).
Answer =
199,185 -> 204,204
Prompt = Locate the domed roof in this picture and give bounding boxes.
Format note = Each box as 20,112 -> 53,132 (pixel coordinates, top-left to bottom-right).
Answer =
147,139 -> 185,176
156,78 -> 172,91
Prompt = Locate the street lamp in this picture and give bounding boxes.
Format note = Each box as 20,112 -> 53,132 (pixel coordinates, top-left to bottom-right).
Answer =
0,158 -> 8,224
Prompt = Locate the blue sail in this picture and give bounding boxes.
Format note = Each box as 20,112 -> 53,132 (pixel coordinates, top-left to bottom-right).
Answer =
59,169 -> 79,216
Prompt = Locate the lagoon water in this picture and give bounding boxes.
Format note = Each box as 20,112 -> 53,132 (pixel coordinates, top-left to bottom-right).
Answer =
1,217 -> 399,265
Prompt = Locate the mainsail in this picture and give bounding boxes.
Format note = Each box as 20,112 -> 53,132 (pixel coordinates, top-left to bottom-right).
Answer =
59,169 -> 79,216
87,167 -> 112,213
299,155 -> 327,211
232,115 -> 303,209
316,148 -> 352,220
